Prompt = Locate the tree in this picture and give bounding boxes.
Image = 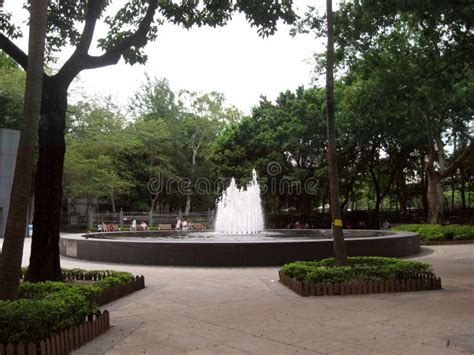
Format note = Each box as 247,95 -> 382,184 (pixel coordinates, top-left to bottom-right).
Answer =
299,0 -> 473,224
131,118 -> 178,214
177,90 -> 241,214
325,0 -> 346,265
1,1 -> 296,281
0,0 -> 48,299
214,86 -> 336,216
131,76 -> 179,121
64,100 -> 134,213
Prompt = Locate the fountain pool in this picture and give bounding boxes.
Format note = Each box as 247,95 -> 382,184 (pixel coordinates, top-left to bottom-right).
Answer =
60,229 -> 420,266
59,170 -> 420,266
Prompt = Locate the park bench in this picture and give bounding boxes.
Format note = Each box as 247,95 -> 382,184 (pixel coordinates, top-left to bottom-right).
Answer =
159,224 -> 173,230
193,223 -> 205,230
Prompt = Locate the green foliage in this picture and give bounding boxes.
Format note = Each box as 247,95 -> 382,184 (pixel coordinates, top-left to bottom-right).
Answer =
64,99 -> 135,209
94,272 -> 134,289
0,283 -> 98,344
392,224 -> 474,241
280,257 -> 434,284
0,51 -> 25,129
1,269 -> 135,344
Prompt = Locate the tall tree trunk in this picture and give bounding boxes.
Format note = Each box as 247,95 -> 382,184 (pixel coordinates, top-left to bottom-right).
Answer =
460,167 -> 466,210
451,174 -> 455,211
185,141 -> 199,215
374,198 -> 381,229
110,190 -> 116,213
424,114 -> 474,224
25,86 -> 67,282
426,171 -> 445,224
325,0 -> 347,266
420,157 -> 428,212
0,0 -> 48,299
150,193 -> 159,214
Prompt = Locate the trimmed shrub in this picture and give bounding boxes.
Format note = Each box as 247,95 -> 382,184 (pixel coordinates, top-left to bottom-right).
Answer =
0,285 -> 98,344
280,256 -> 434,284
1,268 -> 135,345
392,224 -> 474,241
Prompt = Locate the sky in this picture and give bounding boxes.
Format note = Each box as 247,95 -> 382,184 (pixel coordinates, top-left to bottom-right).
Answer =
4,1 -> 327,114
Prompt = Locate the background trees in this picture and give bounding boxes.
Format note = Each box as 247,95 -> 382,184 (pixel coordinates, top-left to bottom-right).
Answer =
1,0 -> 296,281
0,52 -> 24,129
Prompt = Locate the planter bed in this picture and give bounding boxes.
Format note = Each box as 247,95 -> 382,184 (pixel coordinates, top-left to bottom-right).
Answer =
98,276 -> 145,305
0,310 -> 110,355
279,270 -> 442,296
1,269 -> 145,354
392,224 -> 474,244
278,256 -> 442,297
60,271 -> 146,305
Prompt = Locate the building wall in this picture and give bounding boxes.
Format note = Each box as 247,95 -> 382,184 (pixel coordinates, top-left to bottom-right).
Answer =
0,128 -> 20,238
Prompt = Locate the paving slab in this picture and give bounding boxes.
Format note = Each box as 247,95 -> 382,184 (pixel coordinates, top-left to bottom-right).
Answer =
1,238 -> 473,354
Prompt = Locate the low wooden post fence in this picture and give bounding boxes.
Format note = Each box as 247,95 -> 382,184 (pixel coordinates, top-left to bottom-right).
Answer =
0,310 -> 110,355
97,276 -> 145,305
279,271 -> 442,297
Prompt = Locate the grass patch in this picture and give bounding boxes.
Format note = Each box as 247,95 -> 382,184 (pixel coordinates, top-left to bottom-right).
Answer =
392,224 -> 474,241
280,256 -> 434,284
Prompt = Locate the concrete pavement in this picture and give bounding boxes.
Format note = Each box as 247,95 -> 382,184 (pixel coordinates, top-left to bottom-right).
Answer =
2,237 -> 473,354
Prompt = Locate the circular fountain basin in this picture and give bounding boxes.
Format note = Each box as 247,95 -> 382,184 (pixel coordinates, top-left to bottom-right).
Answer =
60,229 -> 420,266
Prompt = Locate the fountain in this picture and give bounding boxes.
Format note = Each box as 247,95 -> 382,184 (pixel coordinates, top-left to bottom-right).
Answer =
60,170 -> 421,266
215,170 -> 264,234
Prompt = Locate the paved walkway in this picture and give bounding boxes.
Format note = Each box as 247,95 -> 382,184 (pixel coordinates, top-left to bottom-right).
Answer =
3,238 -> 474,354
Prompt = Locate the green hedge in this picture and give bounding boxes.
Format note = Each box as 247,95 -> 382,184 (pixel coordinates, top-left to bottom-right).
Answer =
0,283 -> 98,344
1,268 -> 135,345
392,224 -> 474,241
280,256 -> 434,284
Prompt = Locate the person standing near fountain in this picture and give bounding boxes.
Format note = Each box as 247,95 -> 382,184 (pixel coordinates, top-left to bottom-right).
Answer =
176,217 -> 182,230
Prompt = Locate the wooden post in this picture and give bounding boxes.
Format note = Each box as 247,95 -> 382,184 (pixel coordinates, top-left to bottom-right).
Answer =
379,281 -> 385,293
6,343 -> 15,355
55,334 -> 61,355
49,336 -> 56,355
44,338 -> 51,355
401,279 -> 406,292
74,327 -> 80,349
328,283 -> 334,296
60,331 -> 66,354
27,343 -> 36,355
79,324 -> 85,345
16,343 -> 25,355
104,310 -> 110,328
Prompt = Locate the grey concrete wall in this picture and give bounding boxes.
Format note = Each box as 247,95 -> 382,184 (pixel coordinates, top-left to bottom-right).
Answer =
0,128 -> 20,238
